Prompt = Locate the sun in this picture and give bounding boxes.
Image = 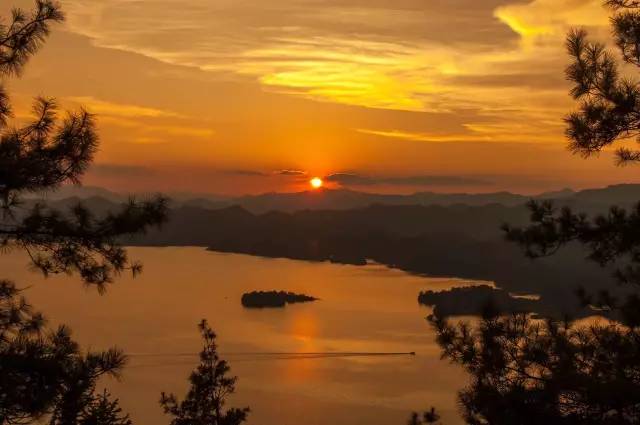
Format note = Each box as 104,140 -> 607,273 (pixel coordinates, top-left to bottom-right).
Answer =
310,177 -> 323,189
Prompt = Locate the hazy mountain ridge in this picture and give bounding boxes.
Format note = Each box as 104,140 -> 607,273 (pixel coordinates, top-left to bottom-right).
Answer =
28,184 -> 640,317
119,200 -> 616,317
31,183 -> 640,213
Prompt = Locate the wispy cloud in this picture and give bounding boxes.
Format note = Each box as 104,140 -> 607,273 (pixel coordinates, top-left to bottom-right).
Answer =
224,169 -> 308,178
60,0 -> 609,123
276,169 -> 307,176
357,116 -> 566,144
68,96 -> 183,118
495,0 -> 607,41
356,129 -> 495,143
325,172 -> 491,187
90,163 -> 156,177
226,170 -> 271,177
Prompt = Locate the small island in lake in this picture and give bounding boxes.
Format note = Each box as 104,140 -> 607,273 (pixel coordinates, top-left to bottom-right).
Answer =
418,285 -> 539,318
241,291 -> 318,308
418,285 -> 604,320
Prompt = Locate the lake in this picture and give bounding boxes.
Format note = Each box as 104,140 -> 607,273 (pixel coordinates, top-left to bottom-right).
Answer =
0,247 -> 477,425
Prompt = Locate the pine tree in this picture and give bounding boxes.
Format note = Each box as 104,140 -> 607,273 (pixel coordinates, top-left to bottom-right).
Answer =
0,2 -> 168,423
160,320 -> 249,425
78,391 -> 133,425
414,2 -> 640,424
0,1 -> 168,291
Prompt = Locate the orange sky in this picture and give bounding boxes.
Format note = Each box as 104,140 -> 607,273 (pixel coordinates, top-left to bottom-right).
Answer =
5,0 -> 640,195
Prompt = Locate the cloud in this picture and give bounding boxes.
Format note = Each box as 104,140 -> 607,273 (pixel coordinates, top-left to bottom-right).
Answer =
96,114 -> 215,143
51,0 -> 623,171
324,173 -> 373,185
357,118 -> 566,144
276,169 -> 307,176
357,129 -> 494,143
495,0 -> 607,41
62,96 -> 216,144
325,173 -> 490,187
59,0 -> 607,119
226,170 -> 271,177
89,163 -> 156,177
67,96 -> 183,118
224,169 -> 308,177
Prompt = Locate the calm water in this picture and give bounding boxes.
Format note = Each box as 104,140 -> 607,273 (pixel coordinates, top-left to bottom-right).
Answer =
1,247 -> 477,425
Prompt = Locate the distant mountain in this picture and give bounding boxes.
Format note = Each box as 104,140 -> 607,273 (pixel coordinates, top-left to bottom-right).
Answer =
28,186 -> 127,203
119,201 -> 615,317
35,184 -> 640,213
25,187 -> 640,317
570,184 -> 640,206
178,198 -> 229,210
28,186 -> 231,207
249,184 -> 640,213
536,188 -> 576,200
232,189 -> 532,213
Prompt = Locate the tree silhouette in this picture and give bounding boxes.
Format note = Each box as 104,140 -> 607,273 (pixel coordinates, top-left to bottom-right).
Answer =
78,391 -> 132,425
0,1 -> 168,291
501,0 -> 640,324
564,1 -> 640,165
407,408 -> 441,425
0,279 -> 130,425
0,1 -> 168,423
428,310 -> 640,424
160,320 -> 249,425
413,1 -> 640,424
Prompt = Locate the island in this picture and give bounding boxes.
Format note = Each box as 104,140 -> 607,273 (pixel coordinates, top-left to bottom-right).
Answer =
241,291 -> 318,308
418,285 -> 604,320
418,285 -> 540,318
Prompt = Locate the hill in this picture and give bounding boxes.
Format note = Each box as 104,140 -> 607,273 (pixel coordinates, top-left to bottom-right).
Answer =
25,184 -> 640,317
35,184 -> 640,213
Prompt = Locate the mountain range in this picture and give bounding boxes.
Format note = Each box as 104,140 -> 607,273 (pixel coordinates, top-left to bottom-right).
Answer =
23,183 -> 640,318
32,183 -> 640,214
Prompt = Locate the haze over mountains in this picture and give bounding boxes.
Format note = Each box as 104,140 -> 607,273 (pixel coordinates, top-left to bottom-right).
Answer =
35,183 -> 640,214
27,183 -> 640,318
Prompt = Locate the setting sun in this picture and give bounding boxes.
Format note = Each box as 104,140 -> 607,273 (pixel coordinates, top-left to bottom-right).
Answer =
310,177 -> 323,189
